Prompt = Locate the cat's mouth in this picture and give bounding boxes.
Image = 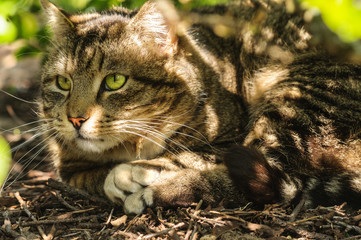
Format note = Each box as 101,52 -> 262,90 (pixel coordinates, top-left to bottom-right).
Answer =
77,134 -> 104,142
74,134 -> 115,153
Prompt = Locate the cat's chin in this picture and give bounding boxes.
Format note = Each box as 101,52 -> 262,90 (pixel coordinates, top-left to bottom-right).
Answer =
75,138 -> 116,153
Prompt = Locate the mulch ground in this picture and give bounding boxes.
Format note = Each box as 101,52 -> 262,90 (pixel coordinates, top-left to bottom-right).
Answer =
1,45 -> 361,240
1,162 -> 361,240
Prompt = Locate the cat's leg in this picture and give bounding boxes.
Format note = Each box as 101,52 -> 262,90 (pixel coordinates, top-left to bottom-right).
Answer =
224,144 -> 361,209
103,157 -> 244,214
57,160 -> 118,198
223,145 -> 302,206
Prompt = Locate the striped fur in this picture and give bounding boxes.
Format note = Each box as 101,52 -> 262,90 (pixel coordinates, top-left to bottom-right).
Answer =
39,0 -> 361,214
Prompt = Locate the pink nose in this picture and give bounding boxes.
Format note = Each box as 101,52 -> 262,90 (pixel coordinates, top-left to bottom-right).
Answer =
68,117 -> 87,129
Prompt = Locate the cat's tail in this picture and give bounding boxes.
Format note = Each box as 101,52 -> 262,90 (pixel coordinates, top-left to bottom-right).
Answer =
223,145 -> 361,209
303,172 -> 361,209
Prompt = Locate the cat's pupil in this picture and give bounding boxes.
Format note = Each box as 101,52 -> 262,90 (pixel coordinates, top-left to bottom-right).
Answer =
104,74 -> 127,91
56,76 -> 71,91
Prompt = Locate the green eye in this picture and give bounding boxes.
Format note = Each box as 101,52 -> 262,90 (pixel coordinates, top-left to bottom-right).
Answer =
56,76 -> 71,91
104,74 -> 127,91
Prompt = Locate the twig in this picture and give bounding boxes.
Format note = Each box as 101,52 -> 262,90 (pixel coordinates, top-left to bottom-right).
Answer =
20,214 -> 107,226
14,192 -> 35,220
289,197 -> 305,222
185,200 -> 203,240
185,223 -> 193,239
46,224 -> 57,240
3,211 -> 15,236
140,222 -> 185,239
292,215 -> 321,224
352,214 -> 361,222
189,225 -> 199,240
2,211 -> 23,239
293,228 -> 333,240
189,213 -> 228,225
77,223 -> 107,229
105,208 -> 114,225
169,229 -> 182,240
47,178 -> 111,205
99,208 -> 114,233
14,192 -> 49,240
113,230 -> 140,239
215,214 -> 247,223
334,221 -> 361,234
124,214 -> 141,232
343,235 -> 361,240
60,232 -> 81,238
53,190 -> 79,211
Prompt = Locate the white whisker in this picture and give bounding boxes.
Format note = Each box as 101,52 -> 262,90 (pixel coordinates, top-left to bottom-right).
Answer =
123,123 -> 191,153
4,143 -> 48,190
10,127 -> 55,153
120,129 -> 179,159
1,132 -> 56,192
0,89 -> 38,105
126,118 -> 214,149
0,119 -> 49,133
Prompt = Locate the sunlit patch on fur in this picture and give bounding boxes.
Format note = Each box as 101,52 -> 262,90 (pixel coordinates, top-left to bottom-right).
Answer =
324,177 -> 342,196
278,105 -> 297,119
132,165 -> 160,186
244,116 -> 275,146
351,175 -> 361,192
304,178 -> 318,207
280,178 -> 299,202
245,66 -> 290,105
305,178 -> 318,191
204,104 -> 219,141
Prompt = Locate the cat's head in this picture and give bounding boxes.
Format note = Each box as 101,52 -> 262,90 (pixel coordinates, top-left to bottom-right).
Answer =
39,0 -> 200,157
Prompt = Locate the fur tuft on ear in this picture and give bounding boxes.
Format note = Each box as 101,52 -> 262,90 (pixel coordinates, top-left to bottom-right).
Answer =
40,0 -> 74,37
129,0 -> 179,56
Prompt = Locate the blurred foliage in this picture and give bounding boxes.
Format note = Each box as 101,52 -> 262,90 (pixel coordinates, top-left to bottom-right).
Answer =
301,0 -> 361,42
0,0 -> 229,58
0,0 -> 40,46
0,0 -> 360,57
0,135 -> 12,187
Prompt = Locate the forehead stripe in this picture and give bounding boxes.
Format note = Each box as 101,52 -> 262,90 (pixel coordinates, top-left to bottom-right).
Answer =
85,47 -> 97,70
98,51 -> 105,71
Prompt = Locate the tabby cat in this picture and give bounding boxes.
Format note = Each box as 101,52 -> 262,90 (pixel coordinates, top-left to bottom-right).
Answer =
39,0 -> 361,214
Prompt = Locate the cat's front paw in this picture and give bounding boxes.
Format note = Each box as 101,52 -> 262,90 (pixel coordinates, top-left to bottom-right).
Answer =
104,164 -> 160,214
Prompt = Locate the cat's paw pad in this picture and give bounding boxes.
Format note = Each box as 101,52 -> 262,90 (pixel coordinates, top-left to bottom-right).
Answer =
103,164 -> 159,213
123,187 -> 154,214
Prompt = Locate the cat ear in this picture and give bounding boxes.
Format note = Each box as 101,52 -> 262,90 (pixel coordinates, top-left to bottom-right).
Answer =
129,0 -> 179,56
40,0 -> 75,37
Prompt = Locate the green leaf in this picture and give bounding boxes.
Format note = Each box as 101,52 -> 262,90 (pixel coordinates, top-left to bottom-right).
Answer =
18,12 -> 38,39
0,0 -> 18,17
0,16 -> 17,43
0,136 -> 12,187
301,0 -> 361,42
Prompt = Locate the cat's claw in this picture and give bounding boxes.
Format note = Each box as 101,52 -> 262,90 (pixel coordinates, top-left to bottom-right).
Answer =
104,164 -> 160,214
